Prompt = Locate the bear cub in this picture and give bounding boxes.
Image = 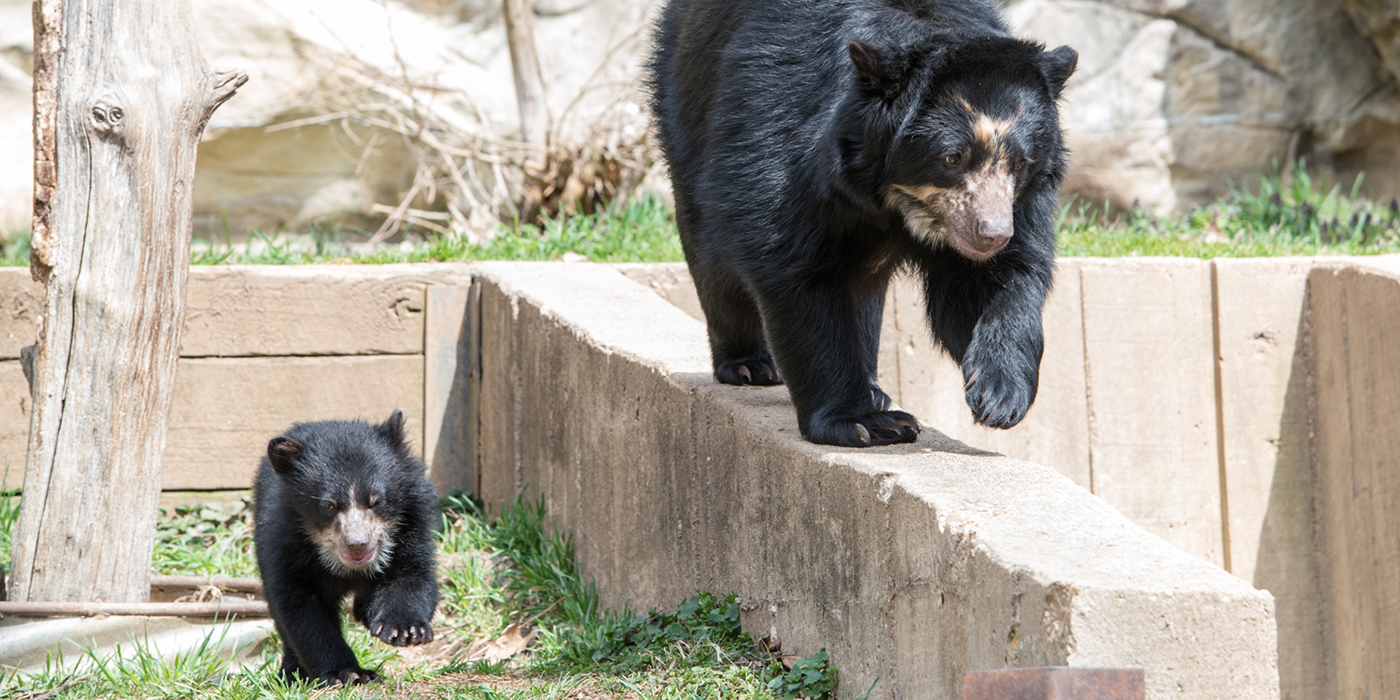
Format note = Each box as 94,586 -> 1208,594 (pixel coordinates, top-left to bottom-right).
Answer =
649,0 -> 1077,446
253,410 -> 439,687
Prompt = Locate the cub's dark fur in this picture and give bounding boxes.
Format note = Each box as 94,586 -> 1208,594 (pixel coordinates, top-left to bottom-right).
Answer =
253,410 -> 439,687
648,0 -> 1077,446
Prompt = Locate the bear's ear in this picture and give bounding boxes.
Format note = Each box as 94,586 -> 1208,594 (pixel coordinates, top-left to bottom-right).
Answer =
378,409 -> 405,444
1040,45 -> 1078,98
267,437 -> 304,475
848,39 -> 911,101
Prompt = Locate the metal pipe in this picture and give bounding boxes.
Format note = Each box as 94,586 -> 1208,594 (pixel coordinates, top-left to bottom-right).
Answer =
0,600 -> 269,618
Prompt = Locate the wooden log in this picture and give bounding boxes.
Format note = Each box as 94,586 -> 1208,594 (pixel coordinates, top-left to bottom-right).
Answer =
12,0 -> 246,603
148,575 -> 264,595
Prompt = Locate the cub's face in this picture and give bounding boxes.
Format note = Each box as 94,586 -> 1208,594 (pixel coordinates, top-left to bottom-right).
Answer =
265,424 -> 409,577
884,86 -> 1053,261
307,482 -> 396,575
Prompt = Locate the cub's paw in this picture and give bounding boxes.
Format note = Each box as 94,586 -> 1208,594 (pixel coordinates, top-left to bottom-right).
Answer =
715,355 -> 782,386
318,666 -> 378,687
807,410 -> 920,447
962,354 -> 1038,429
370,615 -> 435,647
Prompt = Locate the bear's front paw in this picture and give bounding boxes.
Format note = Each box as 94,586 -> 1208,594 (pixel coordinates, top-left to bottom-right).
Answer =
370,615 -> 435,647
962,353 -> 1038,429
807,410 -> 920,447
715,355 -> 782,386
318,666 -> 378,687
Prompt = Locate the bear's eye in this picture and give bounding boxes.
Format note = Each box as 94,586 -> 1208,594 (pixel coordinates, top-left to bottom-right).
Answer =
320,500 -> 337,514
943,153 -> 962,167
1013,157 -> 1029,171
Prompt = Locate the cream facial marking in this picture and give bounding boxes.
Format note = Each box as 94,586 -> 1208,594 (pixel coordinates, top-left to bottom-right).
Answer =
312,484 -> 395,576
956,97 -> 1019,163
886,162 -> 1016,261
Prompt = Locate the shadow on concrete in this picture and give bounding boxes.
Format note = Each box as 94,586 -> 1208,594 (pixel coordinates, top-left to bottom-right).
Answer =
677,372 -> 999,458
1253,287 -> 1324,700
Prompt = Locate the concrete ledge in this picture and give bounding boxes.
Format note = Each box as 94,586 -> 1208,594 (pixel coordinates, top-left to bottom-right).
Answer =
473,262 -> 1279,700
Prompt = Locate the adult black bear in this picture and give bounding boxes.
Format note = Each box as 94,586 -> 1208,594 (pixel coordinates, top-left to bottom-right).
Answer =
253,410 -> 439,686
648,0 -> 1076,446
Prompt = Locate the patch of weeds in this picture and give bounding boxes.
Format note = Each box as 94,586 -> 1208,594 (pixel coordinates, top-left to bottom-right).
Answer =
151,495 -> 258,578
471,195 -> 683,263
768,649 -> 839,700
535,592 -> 750,673
3,492 -> 840,699
190,195 -> 683,265
0,229 -> 28,266
480,496 -> 599,627
462,496 -> 837,698
1060,162 -> 1400,257
1,625 -> 270,700
437,494 -> 510,641
0,464 -> 19,570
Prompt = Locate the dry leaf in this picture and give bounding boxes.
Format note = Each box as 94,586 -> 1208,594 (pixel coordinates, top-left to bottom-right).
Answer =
464,622 -> 538,662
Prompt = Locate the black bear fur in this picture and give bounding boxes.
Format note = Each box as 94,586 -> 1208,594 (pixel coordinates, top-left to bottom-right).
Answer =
648,0 -> 1077,446
253,410 -> 440,686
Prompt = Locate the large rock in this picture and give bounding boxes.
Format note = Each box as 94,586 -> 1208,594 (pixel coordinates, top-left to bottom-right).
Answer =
2,0 -> 1399,233
1006,0 -> 1400,213
186,0 -> 657,237
0,0 -> 657,238
1342,0 -> 1400,85
0,1 -> 32,233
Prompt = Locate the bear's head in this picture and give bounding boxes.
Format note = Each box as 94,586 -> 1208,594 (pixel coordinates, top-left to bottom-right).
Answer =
847,36 -> 1076,262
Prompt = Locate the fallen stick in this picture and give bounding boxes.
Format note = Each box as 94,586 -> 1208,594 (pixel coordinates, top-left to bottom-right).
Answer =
149,575 -> 263,595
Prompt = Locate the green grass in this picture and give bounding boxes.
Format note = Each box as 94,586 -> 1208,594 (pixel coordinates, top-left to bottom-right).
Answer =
0,231 -> 25,266
11,164 -> 1400,268
187,195 -> 684,266
150,496 -> 258,578
5,166 -> 1399,267
0,466 -> 18,571
0,493 -> 837,700
1059,165 -> 1400,258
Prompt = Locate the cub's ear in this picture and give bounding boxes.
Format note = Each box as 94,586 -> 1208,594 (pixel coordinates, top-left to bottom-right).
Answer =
378,409 -> 405,444
1040,45 -> 1078,98
267,437 -> 304,475
848,39 -> 912,101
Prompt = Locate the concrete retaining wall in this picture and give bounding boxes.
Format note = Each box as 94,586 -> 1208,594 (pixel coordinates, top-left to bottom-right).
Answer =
475,262 -> 1278,700
1309,260 -> 1400,700
616,256 -> 1400,700
870,256 -> 1400,700
7,257 -> 1400,698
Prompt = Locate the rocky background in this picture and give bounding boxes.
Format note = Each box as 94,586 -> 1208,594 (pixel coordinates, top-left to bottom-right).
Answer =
0,0 -> 1399,236
1009,0 -> 1400,215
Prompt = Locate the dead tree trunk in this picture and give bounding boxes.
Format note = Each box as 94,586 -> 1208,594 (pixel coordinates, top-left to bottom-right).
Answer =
13,0 -> 245,603
503,0 -> 550,153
